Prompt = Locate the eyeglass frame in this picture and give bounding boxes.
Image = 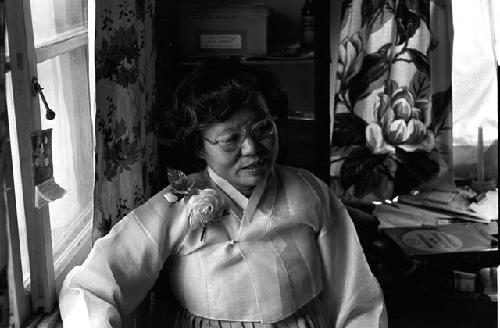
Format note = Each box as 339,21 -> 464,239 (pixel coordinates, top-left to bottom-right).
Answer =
202,116 -> 277,152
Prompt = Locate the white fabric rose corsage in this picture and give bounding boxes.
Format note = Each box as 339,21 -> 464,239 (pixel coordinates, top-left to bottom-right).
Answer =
164,168 -> 227,241
186,188 -> 227,241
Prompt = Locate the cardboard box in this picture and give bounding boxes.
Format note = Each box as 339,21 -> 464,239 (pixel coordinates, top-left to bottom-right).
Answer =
178,4 -> 270,57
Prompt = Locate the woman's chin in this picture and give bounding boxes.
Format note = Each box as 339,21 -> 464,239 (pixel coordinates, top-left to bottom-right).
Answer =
234,168 -> 270,194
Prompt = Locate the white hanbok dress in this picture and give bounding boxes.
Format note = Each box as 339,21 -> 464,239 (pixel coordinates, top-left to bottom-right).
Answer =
59,165 -> 387,327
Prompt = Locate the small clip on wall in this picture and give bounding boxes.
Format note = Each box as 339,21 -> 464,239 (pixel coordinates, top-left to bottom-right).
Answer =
32,77 -> 56,120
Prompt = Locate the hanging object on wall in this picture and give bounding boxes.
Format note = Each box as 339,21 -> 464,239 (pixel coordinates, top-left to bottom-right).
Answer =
32,78 -> 56,120
31,129 -> 66,208
330,0 -> 454,202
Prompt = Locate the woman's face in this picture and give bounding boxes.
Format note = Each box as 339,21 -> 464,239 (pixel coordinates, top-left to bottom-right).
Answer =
199,94 -> 279,196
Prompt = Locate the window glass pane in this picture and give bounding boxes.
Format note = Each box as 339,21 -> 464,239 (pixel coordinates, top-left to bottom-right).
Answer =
30,0 -> 87,45
5,72 -> 30,285
37,45 -> 93,262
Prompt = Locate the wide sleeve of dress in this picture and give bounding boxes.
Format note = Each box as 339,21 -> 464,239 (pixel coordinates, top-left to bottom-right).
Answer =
59,187 -> 190,328
300,171 -> 387,328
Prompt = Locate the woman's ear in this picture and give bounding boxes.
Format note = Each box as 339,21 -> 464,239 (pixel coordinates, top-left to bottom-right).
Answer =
195,147 -> 205,160
191,136 -> 205,159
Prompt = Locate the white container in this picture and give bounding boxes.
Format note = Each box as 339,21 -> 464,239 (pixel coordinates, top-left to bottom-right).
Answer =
178,4 -> 270,57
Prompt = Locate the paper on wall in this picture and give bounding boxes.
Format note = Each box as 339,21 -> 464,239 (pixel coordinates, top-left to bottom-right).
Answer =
31,129 -> 67,209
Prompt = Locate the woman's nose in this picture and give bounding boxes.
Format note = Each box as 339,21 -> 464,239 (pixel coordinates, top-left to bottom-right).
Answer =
240,135 -> 260,155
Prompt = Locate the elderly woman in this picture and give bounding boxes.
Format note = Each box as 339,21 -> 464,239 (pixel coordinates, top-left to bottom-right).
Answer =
59,60 -> 387,327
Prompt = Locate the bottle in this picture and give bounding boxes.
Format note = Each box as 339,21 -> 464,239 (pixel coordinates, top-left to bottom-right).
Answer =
301,0 -> 314,50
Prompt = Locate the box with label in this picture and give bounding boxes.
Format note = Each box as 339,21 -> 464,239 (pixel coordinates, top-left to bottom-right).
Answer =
178,4 -> 270,57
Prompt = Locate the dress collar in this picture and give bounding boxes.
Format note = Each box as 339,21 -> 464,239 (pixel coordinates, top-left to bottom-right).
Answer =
208,167 -> 248,209
207,166 -> 269,223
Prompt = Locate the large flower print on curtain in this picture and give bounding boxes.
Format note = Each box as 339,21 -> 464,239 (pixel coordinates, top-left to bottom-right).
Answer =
331,0 -> 453,201
94,0 -> 157,240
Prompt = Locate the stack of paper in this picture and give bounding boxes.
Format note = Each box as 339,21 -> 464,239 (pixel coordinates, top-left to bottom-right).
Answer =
397,192 -> 491,224
468,190 -> 498,221
374,202 -> 453,229
373,188 -> 496,228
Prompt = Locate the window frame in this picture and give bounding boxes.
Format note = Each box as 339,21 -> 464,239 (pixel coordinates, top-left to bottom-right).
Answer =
5,0 -> 93,325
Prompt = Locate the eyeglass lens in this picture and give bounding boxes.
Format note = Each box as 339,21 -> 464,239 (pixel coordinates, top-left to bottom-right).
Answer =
216,119 -> 275,152
251,119 -> 274,139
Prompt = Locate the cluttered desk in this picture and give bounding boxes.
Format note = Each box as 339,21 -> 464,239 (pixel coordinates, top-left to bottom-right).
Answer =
370,186 -> 498,327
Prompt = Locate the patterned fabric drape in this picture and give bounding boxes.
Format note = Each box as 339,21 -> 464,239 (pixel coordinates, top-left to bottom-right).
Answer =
93,0 -> 157,241
331,0 -> 453,201
0,1 -> 9,325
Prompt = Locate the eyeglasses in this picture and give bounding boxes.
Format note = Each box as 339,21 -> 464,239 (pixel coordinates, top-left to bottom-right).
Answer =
203,118 -> 276,152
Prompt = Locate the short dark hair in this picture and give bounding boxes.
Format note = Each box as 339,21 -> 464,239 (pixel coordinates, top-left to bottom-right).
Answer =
156,58 -> 284,154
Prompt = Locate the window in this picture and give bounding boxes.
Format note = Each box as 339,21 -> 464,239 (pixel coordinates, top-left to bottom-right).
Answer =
450,1 -> 498,180
5,0 -> 94,325
451,0 -> 498,147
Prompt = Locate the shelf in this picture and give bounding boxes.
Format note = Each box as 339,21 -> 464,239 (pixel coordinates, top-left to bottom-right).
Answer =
242,59 -> 313,65
178,57 -> 313,67
287,112 -> 315,120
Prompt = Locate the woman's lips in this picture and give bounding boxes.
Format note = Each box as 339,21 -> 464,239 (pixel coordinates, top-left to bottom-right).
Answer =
241,158 -> 265,169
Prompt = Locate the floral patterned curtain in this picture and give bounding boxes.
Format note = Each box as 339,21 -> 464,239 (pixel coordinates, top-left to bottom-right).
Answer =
94,0 -> 157,241
0,1 -> 9,325
331,0 -> 453,201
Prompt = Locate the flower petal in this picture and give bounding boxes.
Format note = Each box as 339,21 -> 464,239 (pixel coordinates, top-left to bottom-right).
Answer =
164,192 -> 178,203
393,98 -> 412,121
366,123 -> 395,154
374,94 -> 392,126
187,188 -> 227,229
399,130 -> 436,152
392,87 -> 414,105
415,99 -> 432,127
386,119 -> 407,144
410,106 -> 421,120
352,32 -> 363,52
337,44 -> 347,76
339,39 -> 347,64
346,51 -> 365,82
406,119 -> 427,144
